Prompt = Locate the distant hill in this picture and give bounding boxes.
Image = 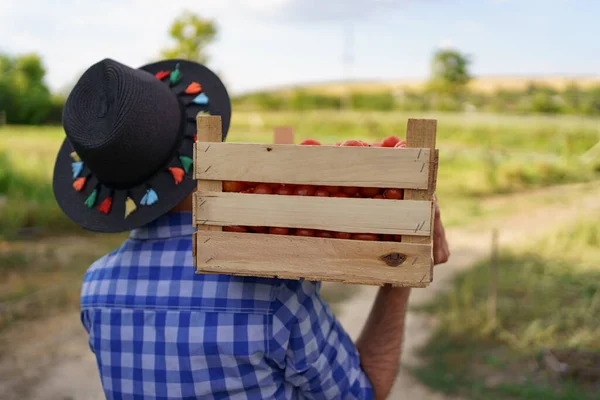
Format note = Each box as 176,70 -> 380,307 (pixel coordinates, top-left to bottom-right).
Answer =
247,75 -> 600,96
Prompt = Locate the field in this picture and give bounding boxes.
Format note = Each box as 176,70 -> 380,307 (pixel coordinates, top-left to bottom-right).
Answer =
1,110 -> 600,398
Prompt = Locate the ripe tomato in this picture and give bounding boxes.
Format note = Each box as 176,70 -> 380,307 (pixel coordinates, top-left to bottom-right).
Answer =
383,188 -> 404,199
300,139 -> 321,146
360,187 -> 381,197
223,226 -> 248,233
394,140 -> 407,148
334,232 -> 352,239
295,228 -> 315,237
254,184 -> 273,195
342,186 -> 360,195
352,233 -> 379,241
323,186 -> 339,193
380,234 -> 394,242
269,227 -> 290,235
373,194 -> 385,199
240,187 -> 255,194
330,192 -> 349,198
335,142 -> 342,146
315,230 -> 334,238
357,140 -> 370,147
314,188 -> 329,197
371,142 -> 383,147
381,136 -> 400,148
341,140 -> 364,147
275,184 -> 295,195
267,183 -> 280,189
249,226 -> 267,233
223,181 -> 246,192
394,235 -> 403,242
294,185 -> 316,196
353,192 -> 362,198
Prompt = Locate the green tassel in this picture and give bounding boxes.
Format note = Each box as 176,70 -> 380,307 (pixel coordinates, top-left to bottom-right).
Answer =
85,189 -> 98,208
179,155 -> 193,174
170,64 -> 181,85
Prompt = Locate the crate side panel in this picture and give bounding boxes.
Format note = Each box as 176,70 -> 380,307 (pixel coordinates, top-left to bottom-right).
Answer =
195,231 -> 432,286
194,191 -> 432,236
194,143 -> 431,189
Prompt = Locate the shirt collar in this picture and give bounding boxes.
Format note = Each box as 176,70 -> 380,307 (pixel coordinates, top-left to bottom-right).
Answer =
129,212 -> 196,240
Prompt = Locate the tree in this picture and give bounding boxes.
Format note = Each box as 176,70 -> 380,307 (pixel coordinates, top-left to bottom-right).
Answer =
427,49 -> 472,96
161,10 -> 217,64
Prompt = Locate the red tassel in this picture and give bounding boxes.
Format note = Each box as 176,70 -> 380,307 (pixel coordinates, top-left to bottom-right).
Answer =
184,82 -> 202,95
169,167 -> 185,184
155,70 -> 170,80
98,196 -> 112,214
73,176 -> 87,191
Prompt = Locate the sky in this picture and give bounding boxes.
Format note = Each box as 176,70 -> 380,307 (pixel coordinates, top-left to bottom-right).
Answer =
1,0 -> 598,95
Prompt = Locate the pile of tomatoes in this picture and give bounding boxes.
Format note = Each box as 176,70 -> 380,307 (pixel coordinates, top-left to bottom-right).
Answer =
221,136 -> 407,242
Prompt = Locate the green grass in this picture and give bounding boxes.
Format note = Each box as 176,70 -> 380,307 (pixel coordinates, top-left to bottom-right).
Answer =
412,213 -> 600,399
1,111 -> 600,235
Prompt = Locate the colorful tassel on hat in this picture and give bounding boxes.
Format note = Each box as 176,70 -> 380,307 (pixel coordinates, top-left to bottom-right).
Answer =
70,151 -> 81,162
155,70 -> 170,80
170,63 -> 181,86
124,197 -> 137,218
191,93 -> 209,105
184,82 -> 202,95
98,196 -> 113,214
169,167 -> 185,184
141,188 -> 158,206
84,188 -> 98,208
72,162 -> 84,178
72,176 -> 87,192
179,155 -> 193,174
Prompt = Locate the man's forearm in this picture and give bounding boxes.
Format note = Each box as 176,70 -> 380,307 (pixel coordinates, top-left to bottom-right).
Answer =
355,285 -> 411,400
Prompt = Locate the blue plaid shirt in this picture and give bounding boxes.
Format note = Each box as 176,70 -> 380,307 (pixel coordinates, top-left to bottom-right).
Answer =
81,212 -> 374,399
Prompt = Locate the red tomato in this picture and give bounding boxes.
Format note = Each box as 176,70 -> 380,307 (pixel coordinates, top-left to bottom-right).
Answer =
249,226 -> 267,233
380,234 -> 394,242
223,226 -> 248,233
254,184 -> 273,195
295,228 -> 315,237
314,188 -> 329,197
357,140 -> 370,147
352,233 -> 379,241
223,181 -> 246,192
267,183 -> 280,189
240,188 -> 255,194
334,232 -> 352,239
373,194 -> 385,199
381,136 -> 400,148
269,227 -> 290,235
341,140 -> 364,147
384,188 -> 404,199
330,192 -> 350,198
342,186 -> 360,195
275,184 -> 295,195
394,235 -> 403,242
324,186 -> 340,193
300,139 -> 321,146
371,142 -> 383,147
360,187 -> 381,197
353,192 -> 362,198
335,142 -> 342,146
315,230 -> 334,238
394,140 -> 407,148
294,185 -> 316,196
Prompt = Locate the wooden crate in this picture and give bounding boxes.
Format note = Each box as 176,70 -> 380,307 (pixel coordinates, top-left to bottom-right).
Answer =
192,115 -> 439,287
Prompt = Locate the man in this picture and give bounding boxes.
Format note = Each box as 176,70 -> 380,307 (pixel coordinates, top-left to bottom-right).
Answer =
53,58 -> 449,399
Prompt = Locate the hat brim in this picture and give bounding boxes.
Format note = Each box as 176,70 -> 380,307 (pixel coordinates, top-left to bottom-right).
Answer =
52,59 -> 231,233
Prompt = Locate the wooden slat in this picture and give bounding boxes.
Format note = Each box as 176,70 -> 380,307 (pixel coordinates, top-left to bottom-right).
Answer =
195,231 -> 432,286
400,118 -> 437,285
194,191 -> 432,236
193,115 -> 223,232
194,143 -> 431,189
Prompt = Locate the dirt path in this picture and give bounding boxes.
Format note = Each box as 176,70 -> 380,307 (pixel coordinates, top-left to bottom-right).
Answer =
1,183 -> 599,400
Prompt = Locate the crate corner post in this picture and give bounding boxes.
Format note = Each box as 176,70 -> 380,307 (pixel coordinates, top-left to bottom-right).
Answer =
193,115 -> 224,274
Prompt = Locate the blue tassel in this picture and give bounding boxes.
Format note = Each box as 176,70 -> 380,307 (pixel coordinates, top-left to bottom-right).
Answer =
141,188 -> 158,206
192,93 -> 209,105
72,162 -> 84,178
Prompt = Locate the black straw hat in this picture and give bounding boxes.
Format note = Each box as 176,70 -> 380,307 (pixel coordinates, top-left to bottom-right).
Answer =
52,58 -> 231,233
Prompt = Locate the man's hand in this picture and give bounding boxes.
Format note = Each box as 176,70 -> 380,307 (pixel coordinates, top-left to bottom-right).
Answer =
433,194 -> 450,265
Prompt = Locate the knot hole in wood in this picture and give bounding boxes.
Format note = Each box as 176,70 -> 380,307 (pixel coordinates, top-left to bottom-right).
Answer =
379,253 -> 407,267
